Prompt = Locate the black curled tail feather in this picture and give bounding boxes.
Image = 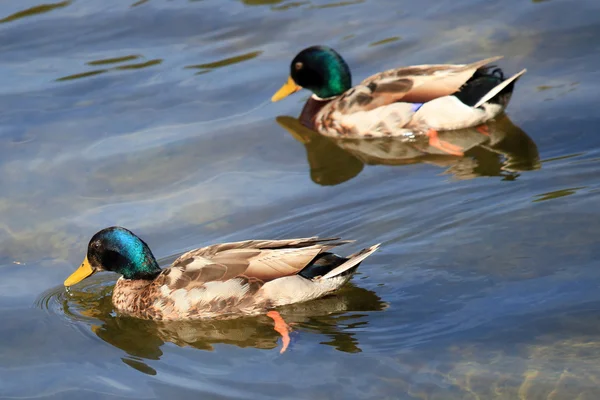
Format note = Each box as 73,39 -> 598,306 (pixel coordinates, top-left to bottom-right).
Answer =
298,244 -> 380,280
474,65 -> 505,80
454,66 -> 514,107
321,244 -> 380,280
298,253 -> 348,279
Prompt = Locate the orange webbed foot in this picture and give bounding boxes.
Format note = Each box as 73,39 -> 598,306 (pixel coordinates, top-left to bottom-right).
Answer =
476,124 -> 490,136
267,310 -> 292,354
426,129 -> 465,156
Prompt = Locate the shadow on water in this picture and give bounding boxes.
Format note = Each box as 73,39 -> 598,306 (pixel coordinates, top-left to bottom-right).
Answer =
56,56 -> 163,82
0,1 -> 72,24
239,0 -> 364,10
131,0 -> 150,7
185,50 -> 264,75
276,114 -> 540,185
240,0 -> 286,6
56,48 -> 263,82
36,275 -> 387,375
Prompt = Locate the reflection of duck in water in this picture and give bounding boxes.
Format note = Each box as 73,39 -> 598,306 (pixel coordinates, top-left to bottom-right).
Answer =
63,227 -> 380,353
276,114 -> 539,185
58,280 -> 386,374
272,46 -> 526,155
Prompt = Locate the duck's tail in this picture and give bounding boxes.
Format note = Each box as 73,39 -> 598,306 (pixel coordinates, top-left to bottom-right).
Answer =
473,68 -> 527,109
320,243 -> 381,280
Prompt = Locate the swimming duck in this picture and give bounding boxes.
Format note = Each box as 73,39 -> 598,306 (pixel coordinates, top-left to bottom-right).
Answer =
271,46 -> 526,155
64,226 -> 379,352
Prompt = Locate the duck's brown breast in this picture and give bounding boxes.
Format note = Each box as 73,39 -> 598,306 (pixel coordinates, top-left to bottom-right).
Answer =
299,96 -> 332,130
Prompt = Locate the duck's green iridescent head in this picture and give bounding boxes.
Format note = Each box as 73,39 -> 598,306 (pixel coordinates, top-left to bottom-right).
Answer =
272,46 -> 352,101
64,227 -> 161,287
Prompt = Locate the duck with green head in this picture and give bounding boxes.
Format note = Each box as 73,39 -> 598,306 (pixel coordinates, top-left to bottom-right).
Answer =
272,45 -> 526,156
64,226 -> 380,352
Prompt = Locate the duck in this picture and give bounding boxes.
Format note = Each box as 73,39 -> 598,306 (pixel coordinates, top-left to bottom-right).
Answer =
64,226 -> 380,353
271,46 -> 526,156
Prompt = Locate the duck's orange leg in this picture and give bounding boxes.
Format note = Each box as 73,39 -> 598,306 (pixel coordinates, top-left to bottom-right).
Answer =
476,124 -> 490,136
426,129 -> 464,156
267,310 -> 292,354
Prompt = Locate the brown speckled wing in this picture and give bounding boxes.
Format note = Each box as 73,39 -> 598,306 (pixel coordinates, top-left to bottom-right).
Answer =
154,260 -> 227,290
220,247 -> 322,281
338,57 -> 504,113
167,237 -> 352,284
179,237 -> 339,258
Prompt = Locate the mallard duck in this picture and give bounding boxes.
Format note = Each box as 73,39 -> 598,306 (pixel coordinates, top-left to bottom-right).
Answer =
271,46 -> 526,156
64,226 -> 380,352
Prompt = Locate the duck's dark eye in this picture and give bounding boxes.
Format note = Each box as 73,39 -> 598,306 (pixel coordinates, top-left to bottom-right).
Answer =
92,241 -> 101,249
295,62 -> 303,70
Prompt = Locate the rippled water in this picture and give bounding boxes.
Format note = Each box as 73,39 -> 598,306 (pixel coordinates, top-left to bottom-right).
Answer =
2,0 -> 600,398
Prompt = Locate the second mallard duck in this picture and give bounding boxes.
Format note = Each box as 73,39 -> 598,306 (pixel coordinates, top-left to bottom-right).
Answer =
272,46 -> 526,155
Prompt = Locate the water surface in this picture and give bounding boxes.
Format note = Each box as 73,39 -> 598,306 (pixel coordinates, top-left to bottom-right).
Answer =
1,0 -> 600,398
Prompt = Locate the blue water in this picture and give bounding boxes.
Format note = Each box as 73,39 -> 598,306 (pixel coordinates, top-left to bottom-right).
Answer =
1,0 -> 600,398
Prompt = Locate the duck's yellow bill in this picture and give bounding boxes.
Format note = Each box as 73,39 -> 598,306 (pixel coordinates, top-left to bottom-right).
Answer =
64,257 -> 95,287
272,76 -> 302,102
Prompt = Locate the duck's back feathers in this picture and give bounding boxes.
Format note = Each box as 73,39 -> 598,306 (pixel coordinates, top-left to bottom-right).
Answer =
352,56 -> 504,111
172,237 -> 352,282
